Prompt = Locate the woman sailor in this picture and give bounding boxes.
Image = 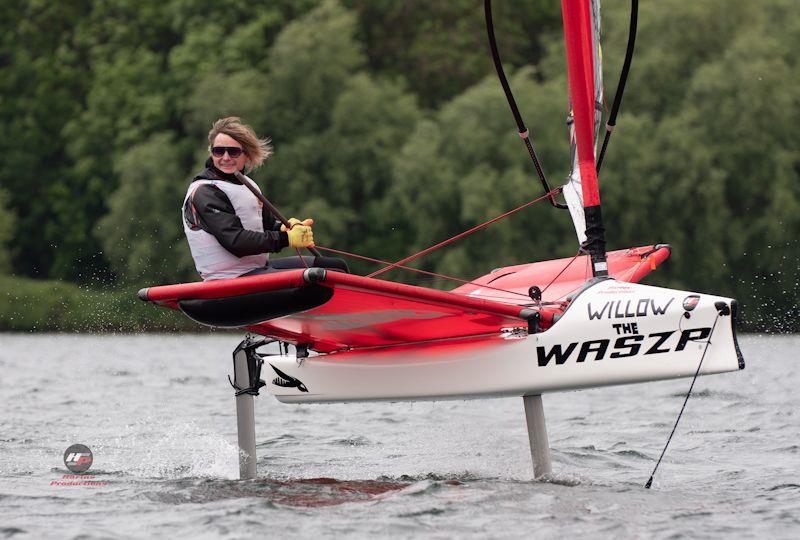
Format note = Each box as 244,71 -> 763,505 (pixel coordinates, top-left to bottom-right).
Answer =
183,116 -> 347,280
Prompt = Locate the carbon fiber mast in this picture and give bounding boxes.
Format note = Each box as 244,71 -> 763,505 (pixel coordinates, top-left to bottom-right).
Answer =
562,0 -> 607,277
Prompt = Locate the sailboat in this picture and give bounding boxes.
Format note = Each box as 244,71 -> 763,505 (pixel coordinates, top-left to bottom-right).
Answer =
139,0 -> 744,479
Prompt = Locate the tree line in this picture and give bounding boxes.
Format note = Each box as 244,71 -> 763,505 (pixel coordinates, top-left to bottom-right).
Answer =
0,0 -> 797,331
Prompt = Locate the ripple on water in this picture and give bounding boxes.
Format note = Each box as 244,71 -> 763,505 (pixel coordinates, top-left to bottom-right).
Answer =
168,376 -> 213,384
1,527 -> 26,538
257,434 -> 298,448
330,436 -> 372,447
667,389 -> 746,400
766,483 -> 800,492
613,449 -> 651,460
396,507 -> 447,518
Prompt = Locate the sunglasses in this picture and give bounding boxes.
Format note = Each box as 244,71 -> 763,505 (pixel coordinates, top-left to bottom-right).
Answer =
211,146 -> 244,158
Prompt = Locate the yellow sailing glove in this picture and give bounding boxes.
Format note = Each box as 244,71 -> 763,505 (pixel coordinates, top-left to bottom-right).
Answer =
286,224 -> 314,248
280,217 -> 314,231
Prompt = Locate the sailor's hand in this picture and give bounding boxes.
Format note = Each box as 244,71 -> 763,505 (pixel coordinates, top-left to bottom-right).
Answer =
287,224 -> 314,248
281,217 -> 314,232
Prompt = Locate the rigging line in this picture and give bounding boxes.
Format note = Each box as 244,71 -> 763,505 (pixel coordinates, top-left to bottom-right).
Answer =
366,188 -> 560,279
539,250 -> 582,295
233,171 -> 322,259
296,248 -> 310,268
645,312 -> 722,489
541,279 -> 587,304
596,0 -> 638,173
484,0 -> 566,210
316,245 -> 531,300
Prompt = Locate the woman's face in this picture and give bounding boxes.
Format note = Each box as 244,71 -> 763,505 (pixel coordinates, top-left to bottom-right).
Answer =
210,133 -> 247,174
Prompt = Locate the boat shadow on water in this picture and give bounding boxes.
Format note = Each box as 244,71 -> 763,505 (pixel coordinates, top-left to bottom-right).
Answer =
140,472 -> 585,508
143,476 -> 422,507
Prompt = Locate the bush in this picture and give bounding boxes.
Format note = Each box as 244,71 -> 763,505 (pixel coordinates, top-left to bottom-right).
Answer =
0,275 -> 200,333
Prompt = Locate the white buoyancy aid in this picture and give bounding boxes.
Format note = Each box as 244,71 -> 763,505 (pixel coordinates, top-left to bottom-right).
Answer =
183,179 -> 268,280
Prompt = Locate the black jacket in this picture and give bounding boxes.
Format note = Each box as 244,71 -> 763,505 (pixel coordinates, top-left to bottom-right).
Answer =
183,160 -> 289,257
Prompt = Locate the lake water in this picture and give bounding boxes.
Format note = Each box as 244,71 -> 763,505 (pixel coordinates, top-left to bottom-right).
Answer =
0,333 -> 797,539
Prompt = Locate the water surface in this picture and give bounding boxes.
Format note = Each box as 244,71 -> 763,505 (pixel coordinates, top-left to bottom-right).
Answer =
0,334 -> 797,538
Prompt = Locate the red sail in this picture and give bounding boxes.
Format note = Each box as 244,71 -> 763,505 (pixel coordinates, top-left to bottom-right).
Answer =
561,0 -> 600,207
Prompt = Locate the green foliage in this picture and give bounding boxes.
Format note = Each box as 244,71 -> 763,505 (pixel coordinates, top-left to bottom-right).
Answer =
0,0 -> 797,332
256,3 -> 424,274
0,190 -> 16,273
604,0 -> 756,120
344,0 -> 562,107
0,1 -> 91,278
263,72 -> 423,274
264,0 -> 365,141
185,70 -> 271,138
599,1 -> 800,330
387,69 -> 575,281
95,133 -> 196,283
317,74 -> 422,262
0,275 -> 195,332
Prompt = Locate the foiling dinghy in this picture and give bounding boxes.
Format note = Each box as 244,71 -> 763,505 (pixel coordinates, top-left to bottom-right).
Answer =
139,0 -> 744,482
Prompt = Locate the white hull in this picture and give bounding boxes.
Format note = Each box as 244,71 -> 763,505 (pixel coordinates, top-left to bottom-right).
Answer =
266,280 -> 744,403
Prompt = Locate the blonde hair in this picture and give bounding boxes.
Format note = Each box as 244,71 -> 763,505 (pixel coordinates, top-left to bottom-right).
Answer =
208,117 -> 272,171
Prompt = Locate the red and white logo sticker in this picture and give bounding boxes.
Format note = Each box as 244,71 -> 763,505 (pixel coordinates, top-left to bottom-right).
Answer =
63,444 -> 93,473
682,295 -> 701,312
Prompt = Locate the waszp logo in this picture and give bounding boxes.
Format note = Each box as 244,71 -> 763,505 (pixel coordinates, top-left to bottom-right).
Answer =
536,327 -> 711,366
683,295 -> 700,311
270,364 -> 309,392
